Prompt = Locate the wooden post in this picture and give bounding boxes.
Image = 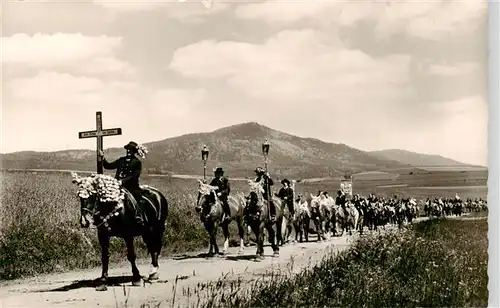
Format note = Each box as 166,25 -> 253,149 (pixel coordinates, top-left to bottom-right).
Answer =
78,111 -> 122,174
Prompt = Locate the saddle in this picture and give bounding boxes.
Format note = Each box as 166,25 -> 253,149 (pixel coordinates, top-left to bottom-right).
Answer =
122,187 -> 154,226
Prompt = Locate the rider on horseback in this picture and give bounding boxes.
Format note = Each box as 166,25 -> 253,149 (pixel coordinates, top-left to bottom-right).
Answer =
336,190 -> 346,210
209,167 -> 231,222
100,141 -> 145,227
277,178 -> 295,218
254,167 -> 276,222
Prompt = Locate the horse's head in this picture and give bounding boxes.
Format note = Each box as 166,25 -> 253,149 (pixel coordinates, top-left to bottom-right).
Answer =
309,193 -> 320,208
196,179 -> 218,214
246,180 -> 264,209
71,172 -> 97,228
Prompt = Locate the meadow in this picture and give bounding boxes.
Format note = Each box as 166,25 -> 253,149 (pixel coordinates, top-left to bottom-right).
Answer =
0,168 -> 488,280
187,217 -> 488,308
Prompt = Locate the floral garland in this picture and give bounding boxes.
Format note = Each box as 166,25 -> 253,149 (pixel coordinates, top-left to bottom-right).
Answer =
94,174 -> 126,203
136,144 -> 148,158
71,172 -> 125,203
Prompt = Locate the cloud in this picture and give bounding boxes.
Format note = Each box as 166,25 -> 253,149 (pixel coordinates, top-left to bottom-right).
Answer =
1,33 -> 134,75
2,71 -> 208,152
235,0 -> 487,41
427,62 -> 479,77
235,1 -> 338,24
372,1 -> 486,41
169,29 -> 410,104
94,0 -> 229,22
429,96 -> 488,165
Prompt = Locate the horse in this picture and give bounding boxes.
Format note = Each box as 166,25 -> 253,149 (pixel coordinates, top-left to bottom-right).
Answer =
244,180 -> 280,260
364,201 -> 377,231
231,191 -> 255,247
294,198 -> 311,243
354,199 -> 366,235
406,198 -> 418,222
395,201 -> 407,229
71,173 -> 168,291
309,194 -> 331,241
195,180 -> 246,256
277,193 -> 296,246
341,202 -> 360,236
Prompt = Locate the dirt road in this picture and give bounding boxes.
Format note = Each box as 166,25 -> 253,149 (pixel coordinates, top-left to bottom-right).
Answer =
0,215 -> 456,308
0,232 -> 362,308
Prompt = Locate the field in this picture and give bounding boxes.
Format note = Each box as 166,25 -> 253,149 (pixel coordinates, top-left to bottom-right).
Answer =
0,168 -> 488,280
192,217 -> 488,308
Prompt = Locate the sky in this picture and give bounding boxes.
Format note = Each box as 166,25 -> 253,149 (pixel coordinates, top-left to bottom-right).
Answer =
1,0 -> 489,166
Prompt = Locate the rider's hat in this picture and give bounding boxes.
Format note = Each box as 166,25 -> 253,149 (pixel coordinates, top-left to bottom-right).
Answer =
254,167 -> 265,174
124,141 -> 138,153
213,167 -> 224,174
281,178 -> 290,185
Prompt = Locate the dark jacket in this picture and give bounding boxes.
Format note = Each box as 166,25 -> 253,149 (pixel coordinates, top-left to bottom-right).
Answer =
209,176 -> 230,199
255,175 -> 273,200
277,187 -> 294,205
103,156 -> 142,191
336,195 -> 346,206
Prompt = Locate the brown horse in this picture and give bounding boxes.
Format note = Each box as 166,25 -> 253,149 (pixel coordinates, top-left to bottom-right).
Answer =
294,199 -> 311,242
72,173 -> 168,291
309,194 -> 331,241
244,180 -> 280,260
330,204 -> 345,236
195,179 -> 246,256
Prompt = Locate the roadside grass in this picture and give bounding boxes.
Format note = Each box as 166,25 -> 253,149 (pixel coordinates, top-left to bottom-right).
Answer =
177,217 -> 488,308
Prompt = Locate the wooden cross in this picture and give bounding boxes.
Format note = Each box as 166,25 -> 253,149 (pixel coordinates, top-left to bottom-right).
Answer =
78,111 -> 122,174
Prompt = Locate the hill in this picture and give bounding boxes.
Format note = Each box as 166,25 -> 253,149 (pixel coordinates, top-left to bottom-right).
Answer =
368,149 -> 474,168
0,122 -> 456,179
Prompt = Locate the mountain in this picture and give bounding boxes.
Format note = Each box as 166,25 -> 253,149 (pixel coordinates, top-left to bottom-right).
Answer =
1,122 -> 430,178
368,149 -> 471,167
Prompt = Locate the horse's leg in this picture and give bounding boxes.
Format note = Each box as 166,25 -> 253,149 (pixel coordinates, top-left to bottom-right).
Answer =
294,221 -> 300,243
236,218 -> 245,254
204,222 -> 214,256
315,218 -> 322,242
305,218 -> 310,242
124,237 -> 142,286
96,230 -> 109,291
145,226 -> 163,281
256,223 -> 264,259
212,222 -> 220,256
268,223 -> 279,257
221,221 -> 230,255
246,224 -> 253,246
276,218 -> 284,246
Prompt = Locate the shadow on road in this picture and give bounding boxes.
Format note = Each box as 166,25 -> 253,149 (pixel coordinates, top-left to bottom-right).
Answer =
225,254 -> 258,261
28,275 -> 138,293
172,252 -> 229,260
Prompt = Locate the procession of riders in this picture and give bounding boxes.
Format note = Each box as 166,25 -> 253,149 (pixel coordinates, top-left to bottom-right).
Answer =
92,140 -> 488,243
69,140 -> 489,289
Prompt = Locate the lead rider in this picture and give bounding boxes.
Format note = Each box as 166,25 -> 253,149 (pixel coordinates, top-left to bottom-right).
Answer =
98,141 -> 145,227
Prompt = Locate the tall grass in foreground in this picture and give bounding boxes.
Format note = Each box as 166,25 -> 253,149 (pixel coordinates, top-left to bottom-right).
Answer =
181,218 -> 488,308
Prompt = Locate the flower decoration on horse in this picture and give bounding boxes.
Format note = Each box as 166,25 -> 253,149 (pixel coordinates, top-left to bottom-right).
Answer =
71,172 -> 125,203
136,144 -> 148,159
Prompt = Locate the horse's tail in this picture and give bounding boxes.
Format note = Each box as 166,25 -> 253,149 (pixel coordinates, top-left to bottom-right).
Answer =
158,191 -> 169,224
